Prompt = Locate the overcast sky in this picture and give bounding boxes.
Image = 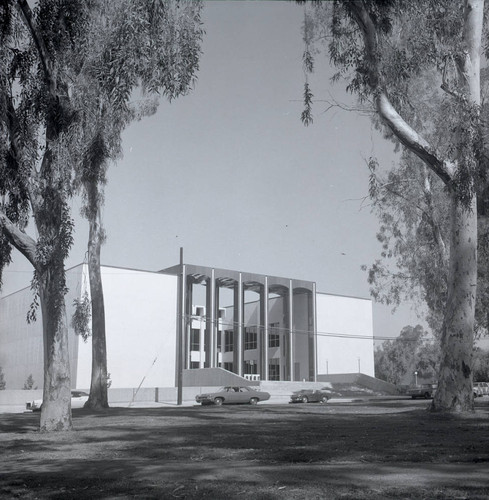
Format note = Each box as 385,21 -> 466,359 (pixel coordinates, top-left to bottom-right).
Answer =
1,1 -> 425,341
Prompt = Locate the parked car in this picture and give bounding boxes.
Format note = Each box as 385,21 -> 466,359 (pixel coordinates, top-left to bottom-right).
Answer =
407,383 -> 437,399
195,386 -> 270,406
474,382 -> 489,396
26,390 -> 89,412
290,388 -> 332,404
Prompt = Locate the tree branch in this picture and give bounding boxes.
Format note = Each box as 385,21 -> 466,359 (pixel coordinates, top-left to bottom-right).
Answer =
347,1 -> 455,186
15,0 -> 56,94
0,210 -> 37,269
4,96 -> 39,192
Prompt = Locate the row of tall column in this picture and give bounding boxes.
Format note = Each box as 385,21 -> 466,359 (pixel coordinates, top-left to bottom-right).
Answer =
177,265 -> 317,382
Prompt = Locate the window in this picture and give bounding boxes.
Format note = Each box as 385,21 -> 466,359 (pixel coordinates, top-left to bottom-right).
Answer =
224,331 -> 234,352
269,358 -> 280,381
190,361 -> 199,369
244,326 -> 257,350
224,362 -> 233,372
244,360 -> 258,374
190,329 -> 199,351
269,323 -> 280,348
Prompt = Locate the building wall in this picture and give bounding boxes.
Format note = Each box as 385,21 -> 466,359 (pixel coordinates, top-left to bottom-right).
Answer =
0,265 -> 84,390
0,264 -> 178,390
0,285 -> 44,390
76,266 -> 178,389
316,293 -> 374,377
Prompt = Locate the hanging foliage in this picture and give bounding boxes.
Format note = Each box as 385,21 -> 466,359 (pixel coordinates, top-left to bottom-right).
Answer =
71,291 -> 92,342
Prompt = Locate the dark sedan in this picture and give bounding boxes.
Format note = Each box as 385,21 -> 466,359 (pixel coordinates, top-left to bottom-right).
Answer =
195,386 -> 271,406
290,388 -> 332,404
406,383 -> 437,399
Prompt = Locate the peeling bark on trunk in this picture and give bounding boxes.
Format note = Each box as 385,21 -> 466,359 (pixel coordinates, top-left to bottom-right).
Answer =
39,270 -> 73,432
432,195 -> 477,412
85,181 -> 109,409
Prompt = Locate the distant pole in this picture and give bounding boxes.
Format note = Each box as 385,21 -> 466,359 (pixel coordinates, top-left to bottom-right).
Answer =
326,360 -> 328,375
358,357 -> 361,373
177,253 -> 185,406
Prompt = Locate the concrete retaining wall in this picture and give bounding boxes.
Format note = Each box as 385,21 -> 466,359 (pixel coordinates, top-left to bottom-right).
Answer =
182,368 -> 259,387
317,373 -> 400,395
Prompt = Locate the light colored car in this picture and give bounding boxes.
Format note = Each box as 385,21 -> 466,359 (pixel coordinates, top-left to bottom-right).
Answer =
195,386 -> 270,406
474,382 -> 489,396
26,390 -> 89,412
289,388 -> 332,404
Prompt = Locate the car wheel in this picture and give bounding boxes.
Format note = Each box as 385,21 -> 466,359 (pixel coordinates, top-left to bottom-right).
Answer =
214,398 -> 224,406
424,392 -> 431,399
301,396 -> 309,403
249,397 -> 258,405
320,396 -> 328,403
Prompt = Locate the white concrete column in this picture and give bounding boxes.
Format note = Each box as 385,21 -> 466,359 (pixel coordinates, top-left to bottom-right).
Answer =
288,280 -> 294,381
233,273 -> 243,376
199,318 -> 205,369
260,278 -> 269,381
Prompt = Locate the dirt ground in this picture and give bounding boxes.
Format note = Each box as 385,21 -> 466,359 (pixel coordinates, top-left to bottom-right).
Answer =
1,398 -> 489,499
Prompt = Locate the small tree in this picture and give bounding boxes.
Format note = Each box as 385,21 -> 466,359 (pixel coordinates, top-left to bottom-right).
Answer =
375,325 -> 438,385
0,367 -> 6,390
23,374 -> 37,390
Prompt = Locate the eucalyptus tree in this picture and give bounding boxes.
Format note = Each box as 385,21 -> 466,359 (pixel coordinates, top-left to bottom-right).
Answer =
365,151 -> 449,338
301,0 -> 485,412
0,0 -> 203,429
71,0 -> 203,410
1,0 -> 91,431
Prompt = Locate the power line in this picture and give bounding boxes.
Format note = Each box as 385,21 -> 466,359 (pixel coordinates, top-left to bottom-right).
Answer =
181,313 -> 416,342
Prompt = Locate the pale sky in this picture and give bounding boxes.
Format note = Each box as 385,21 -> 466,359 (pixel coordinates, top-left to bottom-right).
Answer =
1,1 -> 425,341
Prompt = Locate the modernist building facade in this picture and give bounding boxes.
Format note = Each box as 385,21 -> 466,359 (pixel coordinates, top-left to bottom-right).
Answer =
0,263 -> 375,389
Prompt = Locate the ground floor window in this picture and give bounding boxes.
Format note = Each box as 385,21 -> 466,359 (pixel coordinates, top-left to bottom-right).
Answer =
190,361 -> 199,369
224,362 -> 233,372
244,360 -> 258,374
269,358 -> 280,381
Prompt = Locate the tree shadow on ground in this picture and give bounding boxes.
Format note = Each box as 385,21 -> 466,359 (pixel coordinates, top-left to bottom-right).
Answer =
2,404 -> 489,499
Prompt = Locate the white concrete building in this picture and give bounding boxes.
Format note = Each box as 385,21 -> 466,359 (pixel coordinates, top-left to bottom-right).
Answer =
0,263 -> 374,389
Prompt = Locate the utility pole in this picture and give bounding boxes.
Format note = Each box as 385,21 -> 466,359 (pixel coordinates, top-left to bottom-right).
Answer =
177,248 -> 184,405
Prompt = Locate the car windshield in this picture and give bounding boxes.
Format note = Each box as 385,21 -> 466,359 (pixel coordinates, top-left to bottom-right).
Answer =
221,386 -> 253,392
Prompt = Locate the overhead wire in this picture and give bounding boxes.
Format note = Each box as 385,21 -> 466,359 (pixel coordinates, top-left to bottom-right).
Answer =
181,313 -> 421,342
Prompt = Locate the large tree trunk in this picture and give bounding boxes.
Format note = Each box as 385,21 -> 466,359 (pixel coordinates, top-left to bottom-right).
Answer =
39,268 -> 73,432
85,181 -> 109,409
430,0 -> 482,412
432,195 -> 477,411
348,0 -> 483,412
